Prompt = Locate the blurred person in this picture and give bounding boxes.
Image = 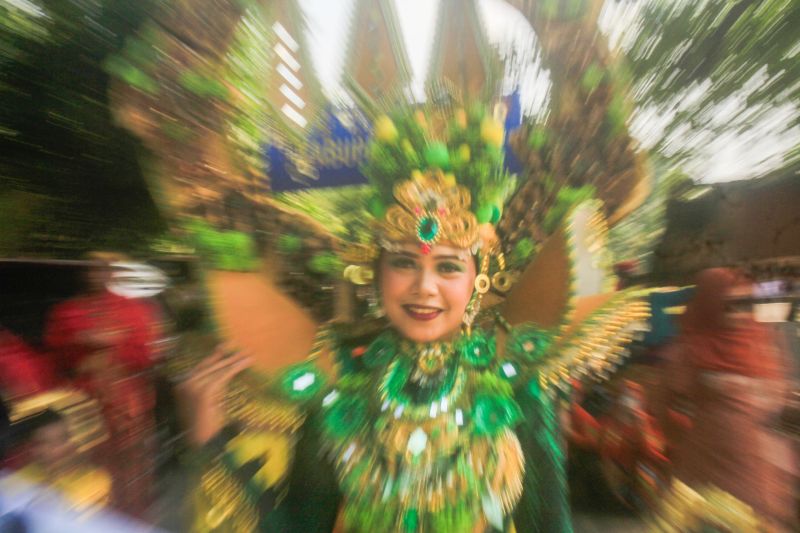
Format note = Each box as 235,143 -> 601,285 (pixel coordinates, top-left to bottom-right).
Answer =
565,379 -> 602,452
775,302 -> 800,442
181,238 -> 574,532
0,327 -> 55,399
6,409 -> 111,513
0,395 -> 10,467
773,301 -> 799,377
177,113 -> 586,531
0,328 -> 56,472
660,268 -> 798,531
44,253 -> 161,519
597,380 -> 668,511
175,102 -> 652,532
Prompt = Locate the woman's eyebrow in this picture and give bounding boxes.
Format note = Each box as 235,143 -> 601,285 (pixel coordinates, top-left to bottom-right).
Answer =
434,254 -> 467,261
393,251 -> 419,258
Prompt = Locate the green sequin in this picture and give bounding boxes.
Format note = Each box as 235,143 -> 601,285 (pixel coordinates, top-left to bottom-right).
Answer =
472,393 -> 522,436
417,216 -> 439,243
323,394 -> 367,439
384,357 -> 412,400
363,331 -> 397,369
497,360 -> 520,381
279,363 -> 324,401
528,376 -> 543,400
458,332 -> 494,368
507,324 -> 553,362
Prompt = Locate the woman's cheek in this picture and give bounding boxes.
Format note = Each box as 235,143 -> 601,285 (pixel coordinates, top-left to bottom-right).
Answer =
445,276 -> 473,313
384,269 -> 413,297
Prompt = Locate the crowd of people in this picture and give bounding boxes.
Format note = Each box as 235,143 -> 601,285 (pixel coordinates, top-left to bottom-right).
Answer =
1,253 -> 167,522
565,268 -> 799,531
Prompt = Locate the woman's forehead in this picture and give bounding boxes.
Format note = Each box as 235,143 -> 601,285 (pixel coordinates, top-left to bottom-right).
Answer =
393,242 -> 472,258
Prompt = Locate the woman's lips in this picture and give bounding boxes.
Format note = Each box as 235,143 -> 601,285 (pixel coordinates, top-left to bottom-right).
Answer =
403,304 -> 443,321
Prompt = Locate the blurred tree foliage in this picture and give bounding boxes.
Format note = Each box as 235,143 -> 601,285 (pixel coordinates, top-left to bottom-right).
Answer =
608,157 -> 693,269
623,0 -> 800,109
0,0 -> 166,257
610,0 -> 800,174
222,5 -> 272,175
601,0 -> 800,268
2,0 -> 798,265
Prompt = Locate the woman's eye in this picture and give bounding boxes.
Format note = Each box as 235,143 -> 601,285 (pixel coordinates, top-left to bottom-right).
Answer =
438,262 -> 465,274
389,258 -> 417,269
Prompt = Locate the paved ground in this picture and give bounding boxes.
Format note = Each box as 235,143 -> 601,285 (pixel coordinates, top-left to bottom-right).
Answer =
573,511 -> 647,533
151,465 -> 648,532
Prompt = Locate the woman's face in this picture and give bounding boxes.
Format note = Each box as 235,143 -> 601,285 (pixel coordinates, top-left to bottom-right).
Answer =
379,243 -> 476,343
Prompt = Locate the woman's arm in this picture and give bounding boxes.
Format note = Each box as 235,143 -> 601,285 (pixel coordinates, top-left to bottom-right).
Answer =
181,343 -> 340,532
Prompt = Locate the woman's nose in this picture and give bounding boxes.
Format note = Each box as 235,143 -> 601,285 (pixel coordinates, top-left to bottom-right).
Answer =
415,268 -> 438,297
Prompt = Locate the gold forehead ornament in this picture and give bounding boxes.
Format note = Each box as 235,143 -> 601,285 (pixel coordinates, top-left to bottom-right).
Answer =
377,170 -> 480,254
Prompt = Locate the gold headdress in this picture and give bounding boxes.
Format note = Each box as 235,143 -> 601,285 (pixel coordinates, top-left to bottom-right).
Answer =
330,101 -> 519,322
359,102 -> 514,260
378,170 -> 479,253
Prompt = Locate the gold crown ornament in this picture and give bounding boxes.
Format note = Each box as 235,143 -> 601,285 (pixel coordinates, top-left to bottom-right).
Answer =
363,103 -> 515,258
378,170 -> 480,254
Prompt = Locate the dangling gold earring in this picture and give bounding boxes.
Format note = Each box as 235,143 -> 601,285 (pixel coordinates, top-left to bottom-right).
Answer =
464,252 -> 491,335
491,252 -> 513,293
462,291 -> 482,336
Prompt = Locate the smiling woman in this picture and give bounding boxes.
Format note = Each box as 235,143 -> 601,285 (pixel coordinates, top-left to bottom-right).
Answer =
179,102 -> 584,533
380,244 -> 477,343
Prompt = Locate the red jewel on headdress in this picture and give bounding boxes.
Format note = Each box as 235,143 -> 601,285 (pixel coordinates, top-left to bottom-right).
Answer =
420,243 -> 432,255
351,346 -> 367,357
414,206 -> 422,215
438,207 -> 447,216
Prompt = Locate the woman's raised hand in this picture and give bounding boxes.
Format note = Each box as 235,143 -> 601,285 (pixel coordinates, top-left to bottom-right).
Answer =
177,346 -> 252,446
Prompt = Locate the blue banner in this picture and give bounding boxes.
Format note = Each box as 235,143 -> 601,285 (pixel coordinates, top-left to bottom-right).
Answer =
265,108 -> 372,192
502,89 -> 524,175
264,93 -> 525,192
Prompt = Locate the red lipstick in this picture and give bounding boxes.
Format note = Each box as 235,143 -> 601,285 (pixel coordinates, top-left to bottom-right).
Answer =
403,305 -> 442,321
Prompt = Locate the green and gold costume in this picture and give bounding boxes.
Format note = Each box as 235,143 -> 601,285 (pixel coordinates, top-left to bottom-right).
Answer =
190,101 -> 649,532
194,324 -> 568,532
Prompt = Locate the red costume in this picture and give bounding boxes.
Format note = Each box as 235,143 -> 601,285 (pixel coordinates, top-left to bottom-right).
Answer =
598,381 -> 668,509
0,328 -> 55,398
662,268 -> 797,529
45,291 -> 161,519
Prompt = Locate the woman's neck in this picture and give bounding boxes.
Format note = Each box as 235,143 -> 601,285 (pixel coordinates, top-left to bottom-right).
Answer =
396,328 -> 465,348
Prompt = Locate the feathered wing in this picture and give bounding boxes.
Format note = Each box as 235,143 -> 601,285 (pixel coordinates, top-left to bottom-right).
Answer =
499,0 -> 651,254
501,201 -> 650,388
492,0 -> 655,392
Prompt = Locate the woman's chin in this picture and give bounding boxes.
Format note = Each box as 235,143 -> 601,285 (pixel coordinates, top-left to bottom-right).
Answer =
394,323 -> 460,344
